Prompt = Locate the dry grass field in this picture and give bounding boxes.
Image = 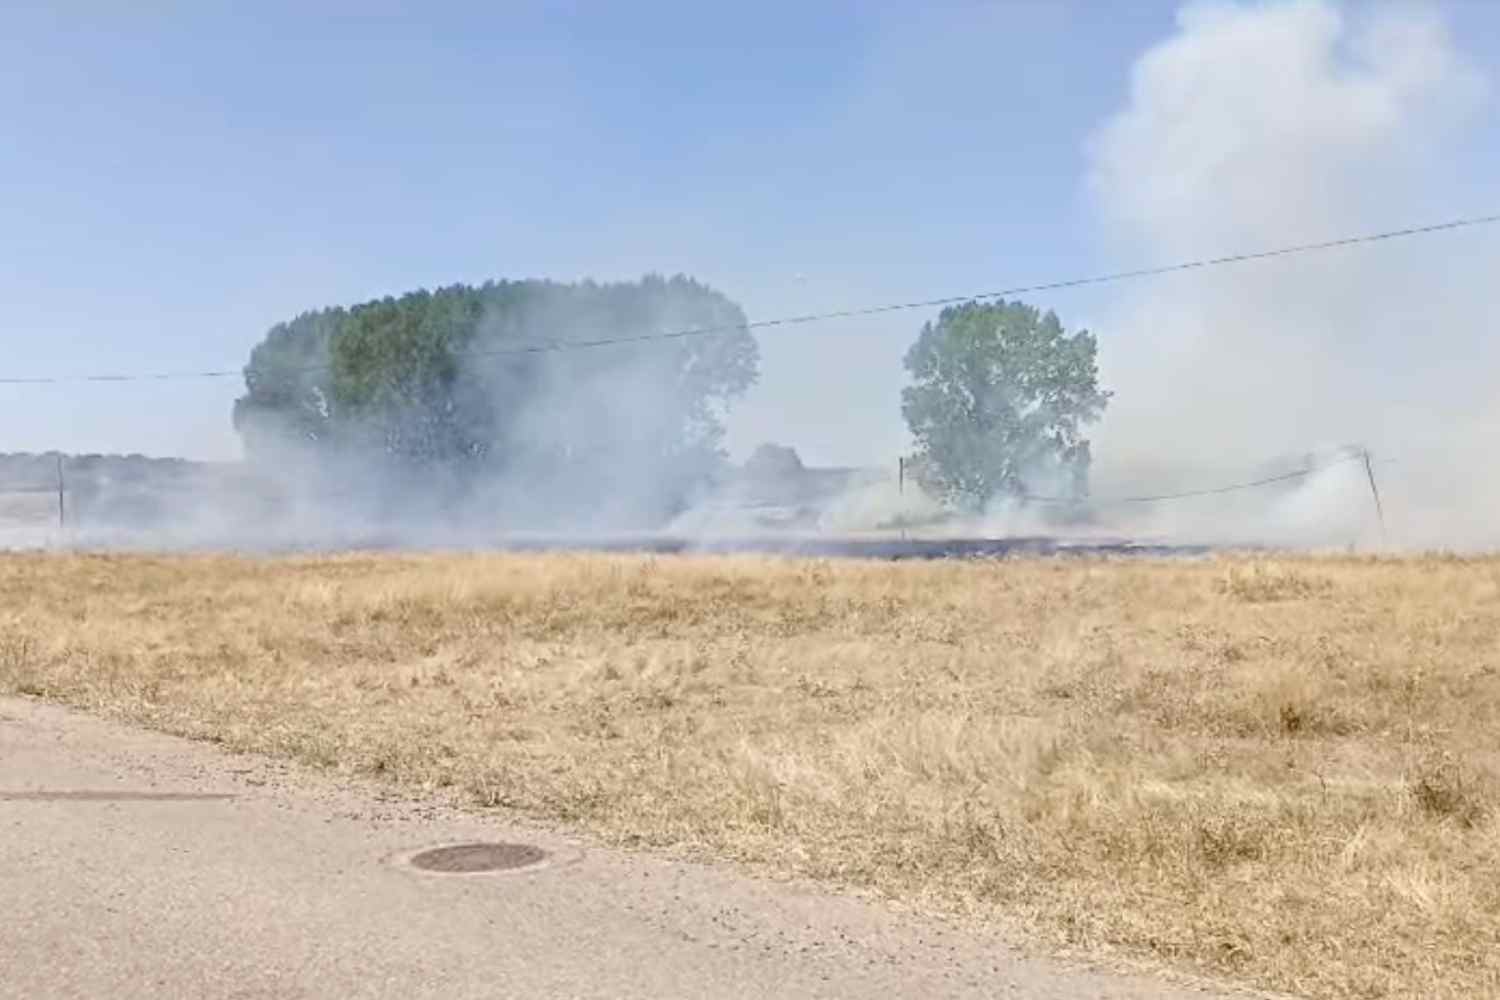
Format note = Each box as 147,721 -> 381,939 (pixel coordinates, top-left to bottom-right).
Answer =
2,552 -> 1497,998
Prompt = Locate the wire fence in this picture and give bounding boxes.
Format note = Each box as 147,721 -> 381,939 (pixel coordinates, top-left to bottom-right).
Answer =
1020,448 -> 1371,506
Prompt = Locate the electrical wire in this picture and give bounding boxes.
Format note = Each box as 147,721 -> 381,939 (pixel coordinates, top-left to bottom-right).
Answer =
1,213 -> 1495,385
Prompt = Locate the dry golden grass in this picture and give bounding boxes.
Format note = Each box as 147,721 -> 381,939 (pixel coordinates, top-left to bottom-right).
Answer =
2,551 -> 1498,998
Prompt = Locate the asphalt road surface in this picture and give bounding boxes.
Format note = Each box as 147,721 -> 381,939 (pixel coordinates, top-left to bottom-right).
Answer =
1,698 -> 1263,999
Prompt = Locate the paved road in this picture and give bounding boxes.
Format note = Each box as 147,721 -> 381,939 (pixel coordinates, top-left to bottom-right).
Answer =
1,698 -> 1256,999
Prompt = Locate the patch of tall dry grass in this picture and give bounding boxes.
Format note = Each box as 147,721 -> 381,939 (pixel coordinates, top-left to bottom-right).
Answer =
2,552 -> 1498,998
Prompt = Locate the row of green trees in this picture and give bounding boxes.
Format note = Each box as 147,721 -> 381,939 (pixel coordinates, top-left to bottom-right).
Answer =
234,276 -> 1107,518
233,276 -> 758,523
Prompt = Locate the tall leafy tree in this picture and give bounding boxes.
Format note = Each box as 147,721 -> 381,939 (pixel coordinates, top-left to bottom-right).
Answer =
901,300 -> 1109,510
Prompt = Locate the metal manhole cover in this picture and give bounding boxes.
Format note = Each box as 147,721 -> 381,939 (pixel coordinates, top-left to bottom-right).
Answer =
407,842 -> 549,874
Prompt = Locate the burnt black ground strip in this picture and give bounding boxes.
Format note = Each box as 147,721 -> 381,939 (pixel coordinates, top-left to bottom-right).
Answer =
250,535 -> 1219,559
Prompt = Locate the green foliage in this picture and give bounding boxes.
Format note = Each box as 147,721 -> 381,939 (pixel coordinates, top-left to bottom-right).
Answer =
233,276 -> 758,518
329,289 -> 488,464
901,300 -> 1109,510
232,307 -> 343,451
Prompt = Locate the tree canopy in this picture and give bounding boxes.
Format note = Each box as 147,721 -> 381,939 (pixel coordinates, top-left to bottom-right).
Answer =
233,276 -> 758,524
901,300 -> 1109,510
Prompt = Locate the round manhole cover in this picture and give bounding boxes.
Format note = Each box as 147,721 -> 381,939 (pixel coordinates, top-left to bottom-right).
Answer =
407,842 -> 549,874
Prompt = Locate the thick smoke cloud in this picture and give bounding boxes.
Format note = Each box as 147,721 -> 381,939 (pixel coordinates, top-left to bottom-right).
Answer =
6,1 -> 1497,554
1084,0 -> 1499,548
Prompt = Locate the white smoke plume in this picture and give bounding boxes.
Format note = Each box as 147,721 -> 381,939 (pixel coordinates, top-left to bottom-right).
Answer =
6,1 -> 1496,555
1085,0 -> 1499,549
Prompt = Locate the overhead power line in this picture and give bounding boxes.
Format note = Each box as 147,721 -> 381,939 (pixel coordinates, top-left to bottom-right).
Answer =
2,212 -> 1496,386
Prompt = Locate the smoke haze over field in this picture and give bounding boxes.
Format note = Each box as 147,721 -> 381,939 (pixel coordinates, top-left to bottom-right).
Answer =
2,1 -> 1499,550
1085,0 -> 1500,548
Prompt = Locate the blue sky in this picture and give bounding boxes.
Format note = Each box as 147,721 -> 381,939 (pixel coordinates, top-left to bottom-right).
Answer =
3,1 -> 1498,468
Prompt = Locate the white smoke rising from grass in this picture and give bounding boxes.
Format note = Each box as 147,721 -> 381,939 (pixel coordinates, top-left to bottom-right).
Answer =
8,2 -> 1496,555
1085,0 -> 1500,549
